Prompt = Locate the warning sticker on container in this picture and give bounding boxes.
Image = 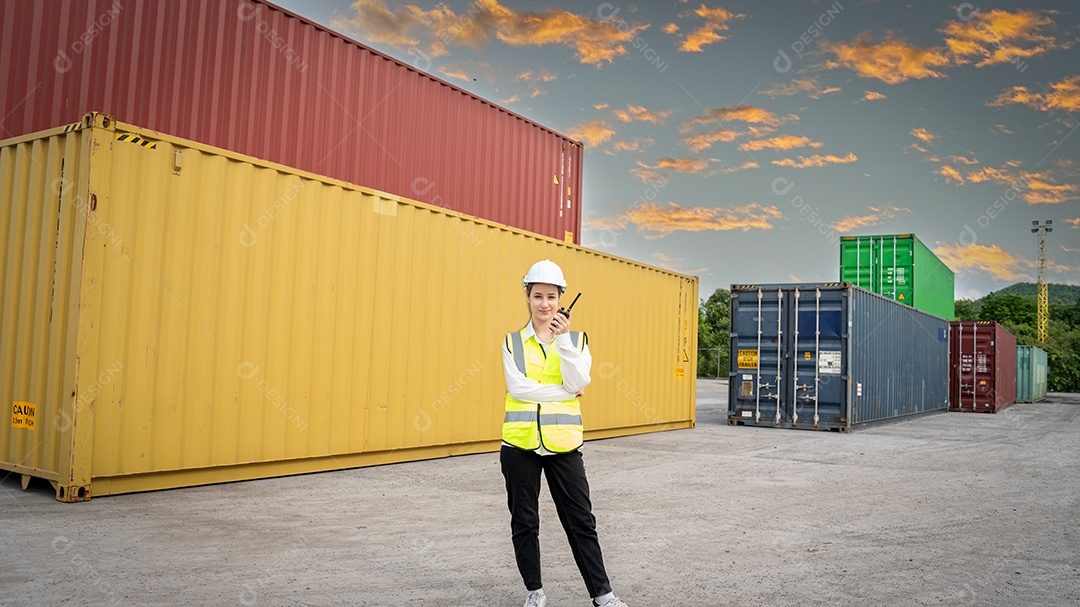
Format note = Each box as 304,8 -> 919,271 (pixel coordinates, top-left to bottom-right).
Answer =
674,367 -> 685,379
11,401 -> 36,430
819,351 -> 841,374
737,349 -> 758,369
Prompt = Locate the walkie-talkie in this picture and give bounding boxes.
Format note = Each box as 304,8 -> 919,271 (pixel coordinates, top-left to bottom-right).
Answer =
557,292 -> 582,320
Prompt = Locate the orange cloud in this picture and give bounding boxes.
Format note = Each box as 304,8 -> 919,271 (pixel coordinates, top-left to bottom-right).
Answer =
437,66 -> 471,81
501,95 -> 521,104
331,0 -> 650,66
935,243 -> 1030,281
682,129 -> 745,153
820,32 -> 951,84
943,8 -> 1072,68
862,91 -> 887,101
611,137 -> 655,153
772,153 -> 858,169
1023,176 -> 1079,204
989,75 -> 1080,113
662,23 -> 680,34
594,103 -> 609,110
950,155 -> 980,165
517,70 -> 557,82
567,120 -> 616,147
938,165 -> 965,184
1066,217 -> 1080,228
759,77 -> 841,100
613,104 -> 675,124
625,202 -> 782,238
739,135 -> 824,152
720,161 -> 760,174
831,205 -> 909,233
911,128 -> 937,145
640,157 -> 714,173
678,5 -> 744,52
684,105 -> 790,129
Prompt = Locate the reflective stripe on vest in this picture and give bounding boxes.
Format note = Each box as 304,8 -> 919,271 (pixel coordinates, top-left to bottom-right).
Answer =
503,327 -> 587,453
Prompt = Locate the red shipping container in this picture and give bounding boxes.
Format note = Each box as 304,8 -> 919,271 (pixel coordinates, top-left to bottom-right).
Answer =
949,321 -> 1018,413
0,0 -> 583,243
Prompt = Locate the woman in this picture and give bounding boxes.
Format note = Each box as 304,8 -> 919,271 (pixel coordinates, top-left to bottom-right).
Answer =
500,259 -> 630,607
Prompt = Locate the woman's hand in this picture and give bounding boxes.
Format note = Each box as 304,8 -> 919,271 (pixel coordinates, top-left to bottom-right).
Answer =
550,310 -> 570,335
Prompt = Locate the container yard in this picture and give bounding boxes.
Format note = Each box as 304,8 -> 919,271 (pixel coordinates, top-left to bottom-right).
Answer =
1016,345 -> 1049,404
727,282 -> 950,431
0,0 -> 583,243
0,114 -> 696,501
839,234 -> 955,320
950,321 -> 1018,413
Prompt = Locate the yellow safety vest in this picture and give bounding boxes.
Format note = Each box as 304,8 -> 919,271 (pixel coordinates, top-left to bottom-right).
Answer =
503,328 -> 587,453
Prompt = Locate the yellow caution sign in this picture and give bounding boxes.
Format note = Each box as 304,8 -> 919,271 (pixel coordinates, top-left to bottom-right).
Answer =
564,231 -> 574,243
737,349 -> 758,369
553,175 -> 560,184
674,367 -> 685,379
116,133 -> 157,149
804,352 -> 811,360
682,349 -> 690,362
897,293 -> 906,300
11,401 -> 36,430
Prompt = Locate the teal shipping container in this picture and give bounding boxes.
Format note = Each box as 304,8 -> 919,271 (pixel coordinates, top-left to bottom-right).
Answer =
839,234 -> 955,320
1016,346 -> 1049,403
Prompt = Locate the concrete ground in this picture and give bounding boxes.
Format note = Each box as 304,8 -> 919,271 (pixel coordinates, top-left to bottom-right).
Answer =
2,380 -> 1078,607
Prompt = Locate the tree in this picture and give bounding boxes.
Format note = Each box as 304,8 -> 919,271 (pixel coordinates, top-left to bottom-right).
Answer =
954,299 -> 978,321
980,291 -> 1036,327
698,288 -> 730,379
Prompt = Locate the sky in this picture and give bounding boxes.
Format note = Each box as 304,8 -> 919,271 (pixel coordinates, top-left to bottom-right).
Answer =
273,0 -> 1079,300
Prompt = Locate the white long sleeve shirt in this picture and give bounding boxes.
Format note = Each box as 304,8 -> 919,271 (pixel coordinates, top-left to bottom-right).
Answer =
502,322 -> 592,454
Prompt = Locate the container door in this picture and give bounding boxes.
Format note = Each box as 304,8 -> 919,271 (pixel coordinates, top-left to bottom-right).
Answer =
951,322 -> 997,412
789,287 -> 847,428
730,287 -> 787,425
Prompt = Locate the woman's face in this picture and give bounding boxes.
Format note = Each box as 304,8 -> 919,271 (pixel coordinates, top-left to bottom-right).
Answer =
528,283 -> 561,324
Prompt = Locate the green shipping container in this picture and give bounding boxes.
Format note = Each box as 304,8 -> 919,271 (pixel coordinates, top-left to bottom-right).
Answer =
839,234 -> 955,320
1016,346 -> 1049,403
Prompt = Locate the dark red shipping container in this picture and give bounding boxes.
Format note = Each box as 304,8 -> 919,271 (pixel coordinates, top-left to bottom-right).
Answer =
0,0 -> 583,243
949,321 -> 1018,413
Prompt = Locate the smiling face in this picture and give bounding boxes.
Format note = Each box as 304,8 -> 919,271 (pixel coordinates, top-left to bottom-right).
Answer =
527,283 -> 562,327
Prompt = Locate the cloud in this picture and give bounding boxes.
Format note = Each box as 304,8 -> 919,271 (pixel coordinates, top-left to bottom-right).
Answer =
624,202 -> 783,238
567,120 -> 616,147
935,243 -> 1030,282
613,104 -> 675,124
950,155 -> 980,165
771,152 -> 858,169
517,70 -> 557,82
739,135 -> 824,152
680,105 -> 794,151
911,128 -> 937,145
831,205 -> 909,233
639,157 -> 715,174
437,66 -> 471,81
1023,176 -> 1079,204
820,32 -> 951,84
651,252 -> 709,275
331,0 -> 651,66
862,90 -> 887,101
989,75 -> 1080,114
501,95 -> 522,104
594,103 -> 610,110
942,8 -> 1073,68
992,123 -> 1014,135
662,23 -> 680,34
610,137 -> 655,154
1067,217 -> 1080,228
678,5 -> 744,52
720,161 -> 760,174
938,165 -> 965,184
759,77 -> 841,100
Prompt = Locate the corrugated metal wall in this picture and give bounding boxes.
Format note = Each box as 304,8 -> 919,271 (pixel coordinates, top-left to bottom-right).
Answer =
728,283 -> 949,431
950,321 -> 1018,413
1016,345 -> 1048,403
0,116 -> 695,500
0,0 -> 583,243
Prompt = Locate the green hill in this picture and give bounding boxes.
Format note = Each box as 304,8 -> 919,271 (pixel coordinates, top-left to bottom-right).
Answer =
992,282 -> 1080,304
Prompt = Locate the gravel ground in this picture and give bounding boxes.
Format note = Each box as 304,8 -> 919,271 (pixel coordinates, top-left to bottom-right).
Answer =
1,379 -> 1078,606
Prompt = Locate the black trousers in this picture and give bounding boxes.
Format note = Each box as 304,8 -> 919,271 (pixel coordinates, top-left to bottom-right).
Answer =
500,445 -> 612,597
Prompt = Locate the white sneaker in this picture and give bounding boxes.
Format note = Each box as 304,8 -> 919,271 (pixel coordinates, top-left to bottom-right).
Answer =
593,598 -> 630,607
524,589 -> 547,607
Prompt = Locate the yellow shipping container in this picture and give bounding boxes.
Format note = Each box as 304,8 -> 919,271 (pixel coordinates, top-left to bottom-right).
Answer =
1,113 -> 697,502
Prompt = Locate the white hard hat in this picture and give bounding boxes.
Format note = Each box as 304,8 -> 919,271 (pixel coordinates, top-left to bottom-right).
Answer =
523,259 -> 567,291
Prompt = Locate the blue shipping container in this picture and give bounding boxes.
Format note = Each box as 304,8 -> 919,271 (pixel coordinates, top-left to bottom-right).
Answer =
728,282 -> 950,431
